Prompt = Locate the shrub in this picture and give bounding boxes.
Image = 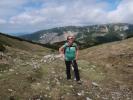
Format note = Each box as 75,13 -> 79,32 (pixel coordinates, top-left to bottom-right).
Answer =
0,44 -> 6,52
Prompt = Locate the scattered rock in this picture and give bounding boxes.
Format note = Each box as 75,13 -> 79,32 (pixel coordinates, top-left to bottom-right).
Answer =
66,92 -> 70,95
46,86 -> 50,90
47,81 -> 50,84
127,63 -> 133,67
92,82 -> 99,87
56,81 -> 60,85
40,54 -> 63,63
77,92 -> 82,96
30,95 -> 43,100
44,94 -> 48,98
86,97 -> 92,100
70,85 -> 73,88
91,65 -> 96,68
51,71 -> 55,74
77,90 -> 84,96
8,89 -> 13,92
9,69 -> 14,72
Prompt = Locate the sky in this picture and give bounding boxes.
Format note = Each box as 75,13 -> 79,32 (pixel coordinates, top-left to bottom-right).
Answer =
0,0 -> 133,35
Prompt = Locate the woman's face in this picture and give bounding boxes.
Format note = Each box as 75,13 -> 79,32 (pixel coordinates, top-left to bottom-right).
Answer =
67,36 -> 74,44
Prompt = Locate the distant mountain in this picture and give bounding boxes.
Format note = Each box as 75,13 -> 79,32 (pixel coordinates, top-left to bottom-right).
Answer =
12,33 -> 30,36
20,23 -> 133,49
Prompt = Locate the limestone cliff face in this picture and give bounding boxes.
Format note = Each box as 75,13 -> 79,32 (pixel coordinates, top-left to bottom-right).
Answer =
20,23 -> 133,45
38,31 -> 78,44
114,25 -> 129,31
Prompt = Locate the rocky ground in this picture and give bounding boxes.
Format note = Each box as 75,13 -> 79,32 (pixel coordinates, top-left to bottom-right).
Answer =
0,40 -> 133,100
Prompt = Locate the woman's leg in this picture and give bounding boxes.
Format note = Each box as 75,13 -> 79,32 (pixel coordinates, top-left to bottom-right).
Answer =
72,60 -> 80,81
65,61 -> 71,80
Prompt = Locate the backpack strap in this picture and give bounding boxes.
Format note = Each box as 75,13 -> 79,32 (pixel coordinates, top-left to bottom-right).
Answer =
64,42 -> 77,54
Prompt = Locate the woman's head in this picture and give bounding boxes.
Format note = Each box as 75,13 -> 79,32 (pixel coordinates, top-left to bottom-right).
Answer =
67,35 -> 75,44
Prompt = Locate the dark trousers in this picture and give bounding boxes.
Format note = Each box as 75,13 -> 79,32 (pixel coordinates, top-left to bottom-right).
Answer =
65,60 -> 80,81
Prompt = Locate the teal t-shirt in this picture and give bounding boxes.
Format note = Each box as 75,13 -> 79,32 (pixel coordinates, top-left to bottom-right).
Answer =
63,42 -> 77,61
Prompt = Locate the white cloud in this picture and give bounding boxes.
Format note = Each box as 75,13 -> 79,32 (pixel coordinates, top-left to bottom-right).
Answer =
0,0 -> 133,33
0,0 -> 28,18
9,0 -> 107,25
0,19 -> 6,24
107,0 -> 133,23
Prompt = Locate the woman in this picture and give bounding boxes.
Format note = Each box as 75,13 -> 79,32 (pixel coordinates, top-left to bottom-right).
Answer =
59,35 -> 81,84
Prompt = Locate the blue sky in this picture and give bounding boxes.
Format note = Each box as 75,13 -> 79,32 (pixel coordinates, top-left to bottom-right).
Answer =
0,0 -> 132,35
96,0 -> 121,10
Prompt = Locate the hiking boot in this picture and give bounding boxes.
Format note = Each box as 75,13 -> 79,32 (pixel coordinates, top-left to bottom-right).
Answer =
77,80 -> 82,84
74,78 -> 76,81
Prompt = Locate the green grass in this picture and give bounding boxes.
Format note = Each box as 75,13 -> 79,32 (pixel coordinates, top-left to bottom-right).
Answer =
78,60 -> 105,81
0,64 -> 10,72
0,33 -> 133,99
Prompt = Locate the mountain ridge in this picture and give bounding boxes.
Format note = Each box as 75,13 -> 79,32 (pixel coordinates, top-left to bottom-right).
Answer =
20,23 -> 133,49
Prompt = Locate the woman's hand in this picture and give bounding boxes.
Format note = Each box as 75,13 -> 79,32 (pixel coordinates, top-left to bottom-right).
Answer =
75,56 -> 78,60
59,46 -> 65,60
61,54 -> 65,59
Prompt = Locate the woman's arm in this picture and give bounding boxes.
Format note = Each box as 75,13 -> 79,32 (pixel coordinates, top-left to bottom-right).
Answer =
59,46 -> 65,58
59,46 -> 64,54
75,46 -> 79,60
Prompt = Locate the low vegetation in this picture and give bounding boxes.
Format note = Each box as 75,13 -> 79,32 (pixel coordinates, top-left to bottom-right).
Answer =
0,33 -> 133,100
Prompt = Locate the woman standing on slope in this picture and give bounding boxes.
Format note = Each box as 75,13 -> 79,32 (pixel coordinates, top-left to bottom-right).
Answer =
59,35 -> 81,84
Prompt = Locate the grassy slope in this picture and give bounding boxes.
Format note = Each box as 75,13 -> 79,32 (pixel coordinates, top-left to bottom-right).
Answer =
0,33 -> 52,52
80,38 -> 133,94
0,33 -> 133,100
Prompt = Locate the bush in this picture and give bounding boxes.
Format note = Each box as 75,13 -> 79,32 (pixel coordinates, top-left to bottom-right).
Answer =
0,44 -> 6,52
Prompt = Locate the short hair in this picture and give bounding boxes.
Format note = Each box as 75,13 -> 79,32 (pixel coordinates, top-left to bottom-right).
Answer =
67,35 -> 75,40
67,36 -> 71,40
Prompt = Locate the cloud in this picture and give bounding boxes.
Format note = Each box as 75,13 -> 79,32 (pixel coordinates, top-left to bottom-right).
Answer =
9,0 -> 108,25
0,0 -> 133,33
0,0 -> 28,19
0,19 -> 6,24
107,0 -> 133,23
